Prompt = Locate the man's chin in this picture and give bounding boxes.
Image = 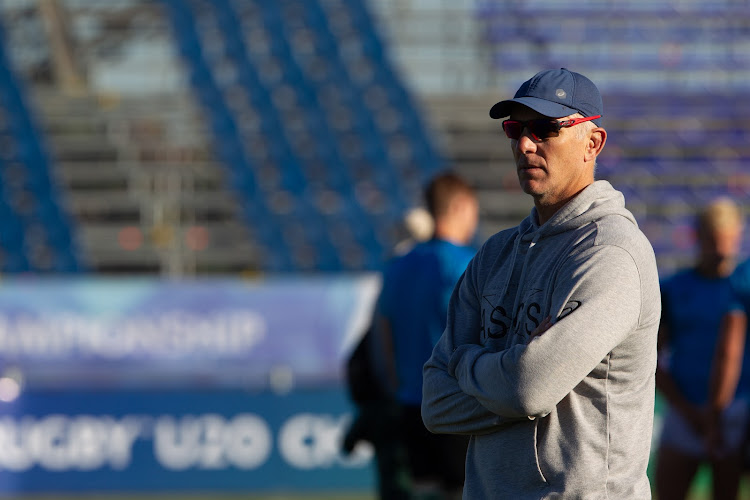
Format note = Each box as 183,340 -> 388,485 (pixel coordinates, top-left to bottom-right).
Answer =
519,181 -> 543,197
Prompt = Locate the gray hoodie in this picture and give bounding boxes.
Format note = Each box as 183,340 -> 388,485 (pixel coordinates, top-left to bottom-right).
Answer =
422,181 -> 660,499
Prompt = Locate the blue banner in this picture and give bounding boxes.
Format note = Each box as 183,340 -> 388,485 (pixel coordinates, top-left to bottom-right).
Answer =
0,277 -> 382,493
0,277 -> 380,390
0,387 -> 373,493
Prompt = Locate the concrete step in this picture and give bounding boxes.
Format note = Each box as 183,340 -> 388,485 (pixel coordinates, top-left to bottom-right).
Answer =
82,241 -> 261,275
86,248 -> 261,275
49,140 -> 119,162
79,222 -> 253,251
55,161 -> 226,189
476,189 -> 532,216
458,162 -> 519,192
54,161 -> 129,189
69,190 -> 240,223
41,115 -> 108,136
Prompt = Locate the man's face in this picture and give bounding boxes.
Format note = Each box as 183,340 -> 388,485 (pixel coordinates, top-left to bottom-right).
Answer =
448,192 -> 479,245
699,226 -> 742,266
508,105 -> 592,207
460,193 -> 480,242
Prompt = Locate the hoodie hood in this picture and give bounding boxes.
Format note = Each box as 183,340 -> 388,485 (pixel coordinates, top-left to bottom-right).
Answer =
518,180 -> 636,243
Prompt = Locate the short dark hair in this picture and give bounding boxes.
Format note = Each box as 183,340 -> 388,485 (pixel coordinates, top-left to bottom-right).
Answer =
424,172 -> 475,219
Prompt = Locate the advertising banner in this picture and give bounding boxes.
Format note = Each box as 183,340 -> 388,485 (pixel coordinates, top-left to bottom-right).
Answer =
0,277 -> 381,493
0,276 -> 380,389
0,388 -> 373,493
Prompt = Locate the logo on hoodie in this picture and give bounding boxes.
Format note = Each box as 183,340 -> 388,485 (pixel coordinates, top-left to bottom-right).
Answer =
480,295 -> 582,342
481,294 -> 543,341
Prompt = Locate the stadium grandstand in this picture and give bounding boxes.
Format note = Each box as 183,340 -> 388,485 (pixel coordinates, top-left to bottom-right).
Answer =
0,0 -> 748,497
2,0 -> 747,277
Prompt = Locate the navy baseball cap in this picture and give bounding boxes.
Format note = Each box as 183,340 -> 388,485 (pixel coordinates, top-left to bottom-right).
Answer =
489,68 -> 603,126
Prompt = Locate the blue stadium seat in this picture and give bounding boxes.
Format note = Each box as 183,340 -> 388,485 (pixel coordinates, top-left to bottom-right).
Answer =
0,17 -> 82,272
165,0 -> 444,271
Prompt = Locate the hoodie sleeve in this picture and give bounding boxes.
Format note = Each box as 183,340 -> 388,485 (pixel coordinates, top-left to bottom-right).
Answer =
422,253 -> 527,435
449,243 -> 643,419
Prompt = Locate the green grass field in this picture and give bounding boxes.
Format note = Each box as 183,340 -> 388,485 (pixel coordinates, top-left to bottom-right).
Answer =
1,494 -> 372,500
10,470 -> 750,500
13,477 -> 750,500
2,492 -> 729,500
18,494 -> 375,500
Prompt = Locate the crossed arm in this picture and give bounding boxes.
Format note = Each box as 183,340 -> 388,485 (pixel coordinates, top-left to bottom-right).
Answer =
422,245 -> 644,434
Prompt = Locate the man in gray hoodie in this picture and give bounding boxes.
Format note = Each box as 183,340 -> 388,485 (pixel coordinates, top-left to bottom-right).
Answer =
421,68 -> 661,499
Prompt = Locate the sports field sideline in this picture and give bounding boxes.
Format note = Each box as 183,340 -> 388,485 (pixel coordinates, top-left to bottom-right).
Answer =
14,473 -> 748,500
8,489 -> 732,500
17,494 -> 375,500
1,494 -> 721,500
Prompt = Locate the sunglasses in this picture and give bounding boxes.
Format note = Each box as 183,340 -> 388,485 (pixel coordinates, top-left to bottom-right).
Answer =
502,115 -> 601,141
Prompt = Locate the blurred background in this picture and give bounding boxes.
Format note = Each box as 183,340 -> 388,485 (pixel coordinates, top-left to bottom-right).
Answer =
0,0 -> 747,498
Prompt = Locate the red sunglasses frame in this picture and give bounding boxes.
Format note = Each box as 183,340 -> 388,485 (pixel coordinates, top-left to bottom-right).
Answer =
502,115 -> 602,141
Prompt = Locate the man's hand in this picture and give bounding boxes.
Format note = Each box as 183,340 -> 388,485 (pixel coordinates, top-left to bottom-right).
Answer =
527,316 -> 553,343
681,404 -> 709,437
681,404 -> 727,460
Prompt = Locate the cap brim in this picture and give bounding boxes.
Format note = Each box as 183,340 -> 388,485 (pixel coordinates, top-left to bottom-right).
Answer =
489,97 -> 579,120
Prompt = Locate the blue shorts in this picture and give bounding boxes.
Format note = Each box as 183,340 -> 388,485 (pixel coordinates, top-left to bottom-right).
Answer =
658,399 -> 748,459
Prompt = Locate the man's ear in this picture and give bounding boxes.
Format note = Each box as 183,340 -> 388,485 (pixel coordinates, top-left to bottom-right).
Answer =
585,128 -> 607,162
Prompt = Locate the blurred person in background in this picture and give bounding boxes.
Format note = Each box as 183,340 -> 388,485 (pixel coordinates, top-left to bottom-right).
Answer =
343,319 -> 411,500
422,69 -> 661,498
655,198 -> 745,500
342,206 -> 436,500
375,171 -> 479,500
393,207 -> 435,256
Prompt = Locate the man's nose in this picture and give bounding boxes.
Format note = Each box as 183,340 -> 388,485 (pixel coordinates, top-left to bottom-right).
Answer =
514,129 -> 537,154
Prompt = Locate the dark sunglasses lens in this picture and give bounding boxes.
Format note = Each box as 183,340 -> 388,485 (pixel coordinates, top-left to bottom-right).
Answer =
503,120 -> 560,140
528,120 -> 559,140
503,121 -> 522,139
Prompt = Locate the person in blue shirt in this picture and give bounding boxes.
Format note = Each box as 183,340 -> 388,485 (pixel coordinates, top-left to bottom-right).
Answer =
656,198 -> 745,500
376,172 -> 479,500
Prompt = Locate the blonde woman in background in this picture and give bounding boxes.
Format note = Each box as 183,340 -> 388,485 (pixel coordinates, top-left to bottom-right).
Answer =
656,198 -> 746,500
